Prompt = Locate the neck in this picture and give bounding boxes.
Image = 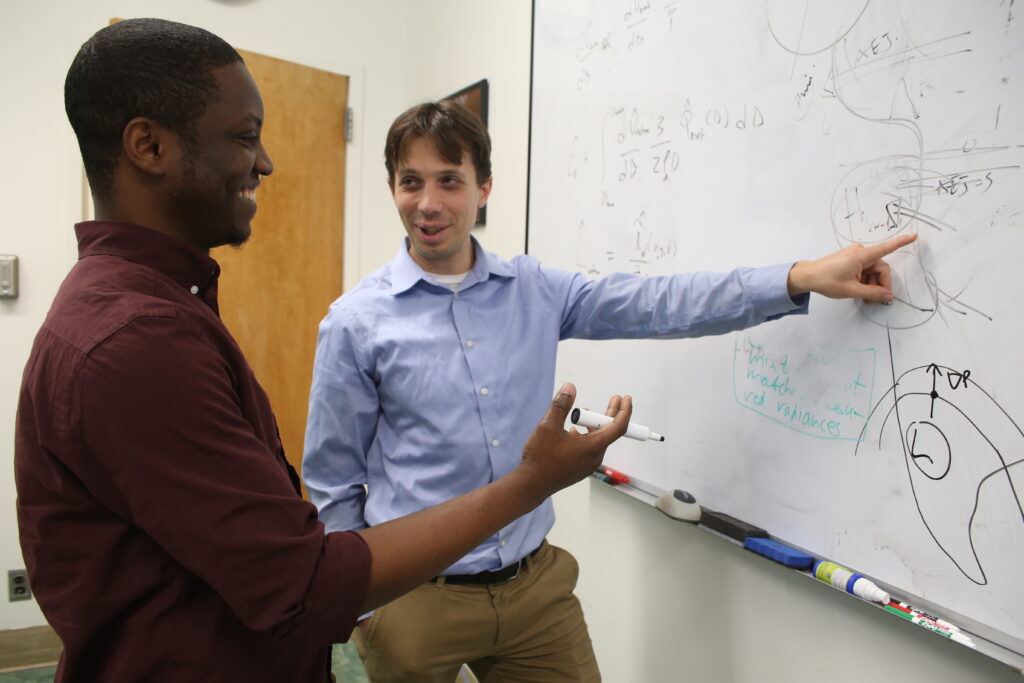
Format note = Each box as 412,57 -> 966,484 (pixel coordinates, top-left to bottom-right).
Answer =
409,238 -> 475,275
411,250 -> 474,275
93,194 -> 207,254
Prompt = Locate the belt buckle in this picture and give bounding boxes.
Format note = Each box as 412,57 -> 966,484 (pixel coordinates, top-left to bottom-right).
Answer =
506,542 -> 542,582
506,557 -> 524,582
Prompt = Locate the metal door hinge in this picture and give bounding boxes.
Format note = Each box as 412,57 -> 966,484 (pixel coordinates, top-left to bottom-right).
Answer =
345,107 -> 354,143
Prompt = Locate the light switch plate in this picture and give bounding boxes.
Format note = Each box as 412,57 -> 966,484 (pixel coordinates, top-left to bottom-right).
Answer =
0,254 -> 18,299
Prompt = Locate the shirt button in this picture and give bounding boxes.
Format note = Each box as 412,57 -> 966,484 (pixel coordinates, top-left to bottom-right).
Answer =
491,438 -> 500,447
480,387 -> 489,396
189,285 -> 199,295
500,539 -> 507,548
466,340 -> 475,348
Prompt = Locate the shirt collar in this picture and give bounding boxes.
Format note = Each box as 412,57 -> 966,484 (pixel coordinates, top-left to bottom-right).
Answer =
75,221 -> 221,296
388,235 -> 515,296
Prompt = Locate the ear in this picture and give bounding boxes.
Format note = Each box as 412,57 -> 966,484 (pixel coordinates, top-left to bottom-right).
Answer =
478,176 -> 493,208
121,117 -> 178,177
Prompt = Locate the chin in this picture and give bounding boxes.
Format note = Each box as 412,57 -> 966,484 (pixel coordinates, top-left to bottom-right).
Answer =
225,224 -> 253,248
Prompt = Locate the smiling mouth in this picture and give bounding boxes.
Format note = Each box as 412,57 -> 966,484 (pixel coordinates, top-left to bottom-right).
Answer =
417,224 -> 449,236
239,187 -> 257,205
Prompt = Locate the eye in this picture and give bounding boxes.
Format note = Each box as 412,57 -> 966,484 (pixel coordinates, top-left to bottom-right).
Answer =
237,132 -> 260,146
399,176 -> 421,188
440,175 -> 463,187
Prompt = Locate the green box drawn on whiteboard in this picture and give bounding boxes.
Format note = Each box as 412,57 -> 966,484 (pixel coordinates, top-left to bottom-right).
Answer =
732,335 -> 875,441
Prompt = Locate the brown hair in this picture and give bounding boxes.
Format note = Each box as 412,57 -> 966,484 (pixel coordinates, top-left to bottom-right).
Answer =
384,100 -> 492,187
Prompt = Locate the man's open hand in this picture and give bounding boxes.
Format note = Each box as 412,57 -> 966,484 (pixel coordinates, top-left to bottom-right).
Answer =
519,384 -> 632,499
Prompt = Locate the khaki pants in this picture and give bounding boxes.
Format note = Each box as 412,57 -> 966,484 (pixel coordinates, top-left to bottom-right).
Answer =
352,542 -> 600,683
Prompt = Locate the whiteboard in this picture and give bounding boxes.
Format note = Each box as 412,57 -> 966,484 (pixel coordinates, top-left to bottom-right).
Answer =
528,0 -> 1024,654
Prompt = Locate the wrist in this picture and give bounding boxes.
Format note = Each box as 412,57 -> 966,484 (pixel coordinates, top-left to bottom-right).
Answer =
787,261 -> 810,298
502,464 -> 552,512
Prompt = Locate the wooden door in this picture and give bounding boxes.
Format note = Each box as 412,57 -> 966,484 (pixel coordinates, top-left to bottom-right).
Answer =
213,51 -> 349,496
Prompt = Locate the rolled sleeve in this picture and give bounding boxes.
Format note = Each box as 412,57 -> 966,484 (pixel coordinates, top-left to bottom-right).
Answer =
291,530 -> 372,644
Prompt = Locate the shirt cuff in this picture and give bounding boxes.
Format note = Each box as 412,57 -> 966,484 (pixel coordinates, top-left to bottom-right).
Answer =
753,262 -> 810,320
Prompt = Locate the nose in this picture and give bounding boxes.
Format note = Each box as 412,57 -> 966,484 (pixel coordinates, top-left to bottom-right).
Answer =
418,185 -> 442,215
256,143 -> 274,177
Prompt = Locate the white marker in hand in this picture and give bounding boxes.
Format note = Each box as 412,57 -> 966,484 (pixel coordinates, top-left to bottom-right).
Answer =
570,407 -> 665,442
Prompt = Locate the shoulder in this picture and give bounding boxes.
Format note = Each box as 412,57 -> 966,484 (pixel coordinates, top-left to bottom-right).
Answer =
478,249 -> 555,285
26,295 -> 211,437
42,259 -> 183,358
504,253 -> 584,297
332,263 -> 395,312
317,263 -> 398,347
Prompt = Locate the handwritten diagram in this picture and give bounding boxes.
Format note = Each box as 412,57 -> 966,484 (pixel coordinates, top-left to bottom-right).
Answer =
858,360 -> 1024,585
765,0 -> 1024,587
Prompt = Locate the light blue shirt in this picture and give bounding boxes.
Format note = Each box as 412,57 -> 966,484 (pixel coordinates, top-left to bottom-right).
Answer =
303,237 -> 808,575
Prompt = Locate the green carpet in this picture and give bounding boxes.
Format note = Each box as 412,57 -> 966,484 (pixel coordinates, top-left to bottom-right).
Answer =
0,666 -> 55,683
0,643 -> 368,682
332,641 -> 370,680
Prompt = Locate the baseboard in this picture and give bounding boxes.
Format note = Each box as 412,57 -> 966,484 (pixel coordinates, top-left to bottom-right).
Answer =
0,625 -> 61,671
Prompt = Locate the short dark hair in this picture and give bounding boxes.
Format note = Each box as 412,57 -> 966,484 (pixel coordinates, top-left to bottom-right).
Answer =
65,18 -> 243,198
385,100 -> 492,187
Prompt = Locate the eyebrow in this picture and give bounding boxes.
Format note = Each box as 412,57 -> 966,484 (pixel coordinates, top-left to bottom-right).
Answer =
238,113 -> 263,127
397,165 -> 466,177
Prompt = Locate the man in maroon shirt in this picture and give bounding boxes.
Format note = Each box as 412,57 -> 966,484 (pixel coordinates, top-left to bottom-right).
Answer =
14,19 -> 631,682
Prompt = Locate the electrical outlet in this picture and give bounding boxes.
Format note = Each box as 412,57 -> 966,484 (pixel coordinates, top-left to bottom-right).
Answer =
8,569 -> 31,602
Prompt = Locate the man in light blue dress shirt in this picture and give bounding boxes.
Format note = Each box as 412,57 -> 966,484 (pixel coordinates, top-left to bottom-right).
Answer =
303,101 -> 915,682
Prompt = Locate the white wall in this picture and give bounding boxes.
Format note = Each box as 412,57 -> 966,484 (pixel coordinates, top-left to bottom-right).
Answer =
3,1 -> 1021,680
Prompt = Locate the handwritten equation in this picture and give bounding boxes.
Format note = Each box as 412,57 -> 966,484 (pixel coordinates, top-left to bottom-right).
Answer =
574,0 -> 682,93
589,101 -> 767,188
575,211 -> 678,276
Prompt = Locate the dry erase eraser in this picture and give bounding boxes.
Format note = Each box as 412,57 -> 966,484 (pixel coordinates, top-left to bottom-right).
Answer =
655,489 -> 701,522
743,537 -> 814,569
699,509 -> 768,541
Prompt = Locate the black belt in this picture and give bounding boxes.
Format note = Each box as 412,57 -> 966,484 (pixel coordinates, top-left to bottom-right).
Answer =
433,544 -> 544,585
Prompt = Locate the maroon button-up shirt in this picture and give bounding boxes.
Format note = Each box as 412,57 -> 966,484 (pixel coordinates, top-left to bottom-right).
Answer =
15,222 -> 371,682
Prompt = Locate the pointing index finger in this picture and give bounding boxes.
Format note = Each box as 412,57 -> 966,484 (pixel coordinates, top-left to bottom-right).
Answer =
861,233 -> 917,263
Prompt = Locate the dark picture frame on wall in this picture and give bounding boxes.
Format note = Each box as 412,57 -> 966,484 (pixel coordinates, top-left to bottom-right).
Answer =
444,79 -> 489,226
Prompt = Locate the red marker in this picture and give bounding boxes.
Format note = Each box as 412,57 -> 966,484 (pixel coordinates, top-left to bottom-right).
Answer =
889,600 -> 959,632
600,466 -> 630,485
887,600 -> 912,614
